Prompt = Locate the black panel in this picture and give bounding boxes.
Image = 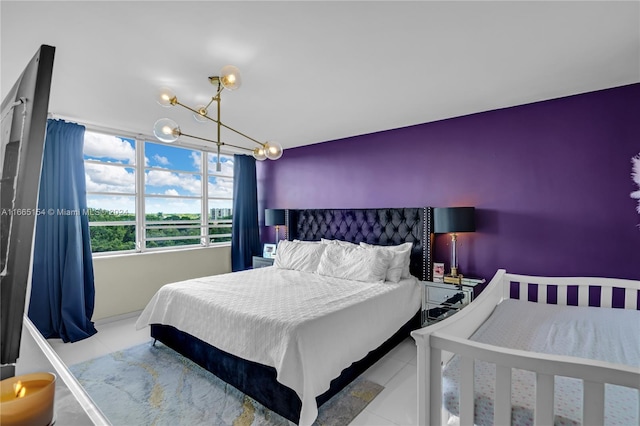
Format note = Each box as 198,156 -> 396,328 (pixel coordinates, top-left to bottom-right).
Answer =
1,45 -> 55,378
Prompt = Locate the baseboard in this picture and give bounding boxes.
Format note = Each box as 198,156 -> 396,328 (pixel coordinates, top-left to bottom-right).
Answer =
94,310 -> 143,326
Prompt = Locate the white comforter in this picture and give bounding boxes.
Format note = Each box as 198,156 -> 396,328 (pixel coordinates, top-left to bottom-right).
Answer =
136,266 -> 420,426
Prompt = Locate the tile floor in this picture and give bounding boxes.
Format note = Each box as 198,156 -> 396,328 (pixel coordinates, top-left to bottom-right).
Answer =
48,314 -> 418,425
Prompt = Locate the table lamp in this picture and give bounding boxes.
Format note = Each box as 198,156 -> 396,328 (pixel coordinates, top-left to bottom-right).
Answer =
264,209 -> 285,244
434,207 -> 475,285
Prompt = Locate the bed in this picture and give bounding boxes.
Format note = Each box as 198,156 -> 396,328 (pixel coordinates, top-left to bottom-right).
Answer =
136,207 -> 434,425
411,269 -> 640,426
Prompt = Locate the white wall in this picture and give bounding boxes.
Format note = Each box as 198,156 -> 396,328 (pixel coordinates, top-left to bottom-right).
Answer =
92,246 -> 231,320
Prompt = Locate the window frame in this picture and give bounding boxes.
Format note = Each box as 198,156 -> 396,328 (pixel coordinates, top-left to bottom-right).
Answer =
83,129 -> 235,256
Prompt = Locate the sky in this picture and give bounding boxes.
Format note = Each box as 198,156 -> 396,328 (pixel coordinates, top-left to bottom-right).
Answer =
83,131 -> 233,216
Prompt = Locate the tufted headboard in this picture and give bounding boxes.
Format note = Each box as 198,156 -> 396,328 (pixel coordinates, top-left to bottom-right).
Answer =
285,207 -> 433,281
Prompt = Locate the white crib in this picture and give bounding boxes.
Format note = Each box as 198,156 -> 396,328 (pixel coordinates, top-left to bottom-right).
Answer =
411,269 -> 640,425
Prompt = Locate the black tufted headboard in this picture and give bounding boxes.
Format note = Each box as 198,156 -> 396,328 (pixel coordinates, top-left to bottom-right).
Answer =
285,207 -> 433,281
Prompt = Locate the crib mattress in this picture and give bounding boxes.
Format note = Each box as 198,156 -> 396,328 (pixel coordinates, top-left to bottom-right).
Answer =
442,299 -> 640,425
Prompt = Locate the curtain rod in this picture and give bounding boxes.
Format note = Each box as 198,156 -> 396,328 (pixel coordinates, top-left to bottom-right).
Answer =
47,112 -> 152,140
46,112 -> 246,155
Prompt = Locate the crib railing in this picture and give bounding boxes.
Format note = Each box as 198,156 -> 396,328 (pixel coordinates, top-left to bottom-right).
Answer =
428,333 -> 640,426
505,273 -> 640,309
412,269 -> 640,426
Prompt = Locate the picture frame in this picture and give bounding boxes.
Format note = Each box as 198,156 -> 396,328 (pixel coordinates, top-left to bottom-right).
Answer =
263,243 -> 277,259
433,262 -> 445,282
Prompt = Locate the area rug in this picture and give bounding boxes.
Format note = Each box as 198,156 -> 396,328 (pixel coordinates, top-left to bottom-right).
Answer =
69,342 -> 383,426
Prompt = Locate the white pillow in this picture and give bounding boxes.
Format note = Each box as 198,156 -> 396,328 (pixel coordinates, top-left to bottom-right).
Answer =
292,239 -> 320,244
360,242 -> 413,280
316,244 -> 392,283
274,240 -> 326,273
321,238 -> 358,247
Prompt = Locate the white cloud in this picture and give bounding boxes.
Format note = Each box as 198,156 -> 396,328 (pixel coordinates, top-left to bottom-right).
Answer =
84,139 -> 235,214
145,198 -> 201,215
84,131 -> 135,164
85,163 -> 135,193
146,170 -> 201,195
153,154 -> 170,166
86,195 -> 135,213
209,177 -> 234,198
191,152 -> 201,170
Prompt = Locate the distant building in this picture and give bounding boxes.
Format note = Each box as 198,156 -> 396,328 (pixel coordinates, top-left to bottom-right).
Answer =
210,208 -> 232,220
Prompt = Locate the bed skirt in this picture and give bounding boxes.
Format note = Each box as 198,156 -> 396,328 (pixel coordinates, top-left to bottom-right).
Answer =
151,310 -> 420,424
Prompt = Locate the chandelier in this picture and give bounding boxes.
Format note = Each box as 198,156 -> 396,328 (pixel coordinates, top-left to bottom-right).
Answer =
153,65 -> 283,171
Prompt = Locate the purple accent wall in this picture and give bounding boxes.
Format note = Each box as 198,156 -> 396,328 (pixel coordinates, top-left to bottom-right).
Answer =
589,285 -> 601,307
510,281 -> 519,300
528,284 -> 538,303
547,285 -> 558,305
258,84 -> 640,281
612,287 -> 625,308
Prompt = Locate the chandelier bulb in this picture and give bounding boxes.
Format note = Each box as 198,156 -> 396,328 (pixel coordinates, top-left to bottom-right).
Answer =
157,87 -> 177,107
153,118 -> 180,143
220,65 -> 242,91
193,105 -> 209,123
252,147 -> 267,161
264,141 -> 283,160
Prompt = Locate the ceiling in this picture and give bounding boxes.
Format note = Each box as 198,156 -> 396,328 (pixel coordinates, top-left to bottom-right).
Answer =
2,1 -> 639,154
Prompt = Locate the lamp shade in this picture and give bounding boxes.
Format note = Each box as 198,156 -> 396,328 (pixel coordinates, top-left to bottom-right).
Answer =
252,147 -> 267,161
434,207 -> 475,233
153,118 -> 180,143
265,209 -> 285,226
264,141 -> 283,160
220,65 -> 242,91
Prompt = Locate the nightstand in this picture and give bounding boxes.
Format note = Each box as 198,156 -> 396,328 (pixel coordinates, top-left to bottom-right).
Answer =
421,280 -> 482,326
252,256 -> 274,269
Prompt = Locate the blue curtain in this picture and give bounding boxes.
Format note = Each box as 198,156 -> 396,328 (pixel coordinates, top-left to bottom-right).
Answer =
231,154 -> 261,271
28,120 -> 97,342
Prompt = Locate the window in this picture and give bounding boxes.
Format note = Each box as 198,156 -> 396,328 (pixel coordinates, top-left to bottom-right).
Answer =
207,152 -> 234,244
144,142 -> 202,249
83,131 -> 234,254
84,132 -> 136,253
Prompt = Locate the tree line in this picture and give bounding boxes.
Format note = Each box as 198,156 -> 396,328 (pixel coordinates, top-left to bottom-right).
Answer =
87,208 -> 231,252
